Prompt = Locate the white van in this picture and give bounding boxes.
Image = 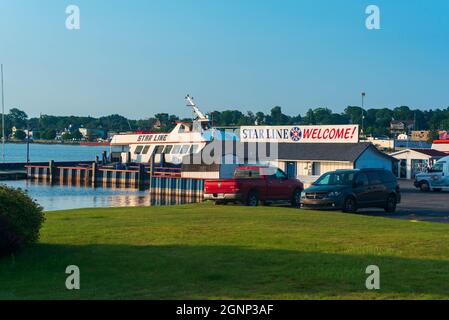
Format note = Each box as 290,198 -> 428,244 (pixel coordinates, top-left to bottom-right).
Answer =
414,155 -> 449,191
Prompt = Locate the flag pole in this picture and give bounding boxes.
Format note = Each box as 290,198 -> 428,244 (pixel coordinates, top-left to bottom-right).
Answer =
1,64 -> 5,163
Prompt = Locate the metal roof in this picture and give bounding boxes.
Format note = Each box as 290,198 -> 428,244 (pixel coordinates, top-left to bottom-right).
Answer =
277,142 -> 396,162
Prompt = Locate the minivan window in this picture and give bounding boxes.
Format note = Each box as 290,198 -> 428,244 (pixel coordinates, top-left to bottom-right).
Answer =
355,173 -> 369,186
430,162 -> 445,173
379,170 -> 395,183
314,171 -> 355,186
367,171 -> 382,185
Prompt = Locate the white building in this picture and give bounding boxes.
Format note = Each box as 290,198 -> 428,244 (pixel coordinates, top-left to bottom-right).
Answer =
390,148 -> 447,179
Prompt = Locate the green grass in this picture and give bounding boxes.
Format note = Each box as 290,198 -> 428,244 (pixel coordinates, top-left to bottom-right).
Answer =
1,203 -> 449,300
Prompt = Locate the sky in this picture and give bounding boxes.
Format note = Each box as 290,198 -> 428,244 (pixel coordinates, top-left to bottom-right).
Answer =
0,0 -> 448,119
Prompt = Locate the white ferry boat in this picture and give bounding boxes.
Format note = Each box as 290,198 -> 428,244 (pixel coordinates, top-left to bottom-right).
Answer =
110,96 -> 237,164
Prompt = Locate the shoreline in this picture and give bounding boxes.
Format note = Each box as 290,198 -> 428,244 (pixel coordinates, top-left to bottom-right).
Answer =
3,140 -> 110,146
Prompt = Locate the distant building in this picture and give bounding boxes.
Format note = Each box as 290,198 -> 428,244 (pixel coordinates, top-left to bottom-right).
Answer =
78,128 -> 107,141
390,120 -> 415,135
411,130 -> 430,142
391,148 -> 448,179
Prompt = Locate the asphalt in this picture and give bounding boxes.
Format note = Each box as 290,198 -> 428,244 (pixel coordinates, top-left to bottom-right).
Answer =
357,180 -> 449,223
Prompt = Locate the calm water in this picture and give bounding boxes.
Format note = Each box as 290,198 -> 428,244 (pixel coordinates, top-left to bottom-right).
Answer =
2,143 -> 109,163
2,180 -> 198,211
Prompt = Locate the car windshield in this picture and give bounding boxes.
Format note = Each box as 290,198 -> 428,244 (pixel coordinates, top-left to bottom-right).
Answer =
313,171 -> 355,186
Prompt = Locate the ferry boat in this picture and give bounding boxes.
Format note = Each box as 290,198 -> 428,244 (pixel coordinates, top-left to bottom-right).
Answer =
110,96 -> 237,164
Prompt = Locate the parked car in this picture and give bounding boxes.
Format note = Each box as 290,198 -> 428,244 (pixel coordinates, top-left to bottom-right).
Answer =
300,168 -> 401,213
414,156 -> 449,192
204,166 -> 304,207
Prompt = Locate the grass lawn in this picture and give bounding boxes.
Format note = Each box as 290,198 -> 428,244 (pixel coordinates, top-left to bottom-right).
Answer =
1,203 -> 449,300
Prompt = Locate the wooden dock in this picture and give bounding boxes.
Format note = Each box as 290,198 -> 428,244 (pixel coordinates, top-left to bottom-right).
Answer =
25,161 -> 205,200
0,170 -> 27,181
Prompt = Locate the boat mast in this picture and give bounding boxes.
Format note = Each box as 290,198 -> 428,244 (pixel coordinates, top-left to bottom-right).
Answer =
1,64 -> 5,163
185,95 -> 209,122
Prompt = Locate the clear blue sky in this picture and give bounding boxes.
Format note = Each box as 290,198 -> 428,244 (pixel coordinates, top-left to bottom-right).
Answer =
0,0 -> 448,119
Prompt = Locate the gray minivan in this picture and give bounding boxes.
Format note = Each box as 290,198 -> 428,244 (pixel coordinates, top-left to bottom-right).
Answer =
300,169 -> 401,213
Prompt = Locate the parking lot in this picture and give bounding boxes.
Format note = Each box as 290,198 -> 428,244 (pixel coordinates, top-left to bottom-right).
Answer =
358,180 -> 449,223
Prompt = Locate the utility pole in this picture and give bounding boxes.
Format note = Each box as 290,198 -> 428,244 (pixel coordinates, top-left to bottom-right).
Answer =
1,64 -> 5,163
361,92 -> 366,137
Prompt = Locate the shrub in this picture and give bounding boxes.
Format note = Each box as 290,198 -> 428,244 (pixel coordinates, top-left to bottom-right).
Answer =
0,185 -> 45,257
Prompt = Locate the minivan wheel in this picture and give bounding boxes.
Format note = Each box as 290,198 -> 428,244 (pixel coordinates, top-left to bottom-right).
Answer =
384,194 -> 397,213
291,189 -> 302,208
343,197 -> 357,213
246,191 -> 259,207
420,181 -> 430,192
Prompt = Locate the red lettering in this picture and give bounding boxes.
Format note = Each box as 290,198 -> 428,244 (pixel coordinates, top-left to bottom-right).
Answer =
303,128 -> 313,139
335,128 -> 344,139
344,128 -> 351,139
312,129 -> 318,139
323,129 -> 329,139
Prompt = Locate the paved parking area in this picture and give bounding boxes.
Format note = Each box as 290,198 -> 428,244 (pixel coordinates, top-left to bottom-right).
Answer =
358,180 -> 449,223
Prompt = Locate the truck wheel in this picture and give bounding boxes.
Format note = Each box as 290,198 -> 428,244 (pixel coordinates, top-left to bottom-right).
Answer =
420,181 -> 430,192
246,191 -> 259,207
291,189 -> 302,208
384,194 -> 397,213
343,196 -> 357,213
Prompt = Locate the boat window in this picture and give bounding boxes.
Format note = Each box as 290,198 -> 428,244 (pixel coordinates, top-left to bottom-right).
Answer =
134,145 -> 144,154
190,144 -> 199,154
171,145 -> 182,154
141,146 -> 151,155
155,145 -> 165,154
163,145 -> 173,154
180,145 -> 190,154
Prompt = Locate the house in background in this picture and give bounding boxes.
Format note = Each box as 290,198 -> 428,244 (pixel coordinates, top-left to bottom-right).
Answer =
390,120 -> 415,136
390,148 -> 448,179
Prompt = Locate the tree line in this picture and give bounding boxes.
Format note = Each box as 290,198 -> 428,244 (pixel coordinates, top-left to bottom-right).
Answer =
1,105 -> 449,141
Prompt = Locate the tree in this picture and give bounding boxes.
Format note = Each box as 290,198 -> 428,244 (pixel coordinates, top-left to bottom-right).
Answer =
41,129 -> 57,140
61,132 -> 73,141
9,108 -> 28,129
14,129 -> 26,140
71,130 -> 83,140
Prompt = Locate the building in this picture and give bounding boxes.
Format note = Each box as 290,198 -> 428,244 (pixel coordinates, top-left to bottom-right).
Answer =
390,120 -> 415,135
270,142 -> 397,184
78,128 -> 107,141
240,125 -> 397,184
411,130 -> 430,142
390,148 -> 448,179
432,140 -> 449,154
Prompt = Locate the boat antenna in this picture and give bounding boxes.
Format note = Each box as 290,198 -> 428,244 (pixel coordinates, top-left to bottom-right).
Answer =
1,64 -> 5,163
185,95 -> 209,122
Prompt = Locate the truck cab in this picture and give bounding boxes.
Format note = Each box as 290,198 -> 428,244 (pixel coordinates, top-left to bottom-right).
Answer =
414,156 -> 449,191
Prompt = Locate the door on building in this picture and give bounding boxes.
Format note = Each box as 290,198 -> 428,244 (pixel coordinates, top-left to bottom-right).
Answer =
286,162 -> 297,179
400,160 -> 407,179
312,162 -> 321,176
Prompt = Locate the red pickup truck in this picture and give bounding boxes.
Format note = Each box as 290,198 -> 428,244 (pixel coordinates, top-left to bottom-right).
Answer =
204,166 -> 304,207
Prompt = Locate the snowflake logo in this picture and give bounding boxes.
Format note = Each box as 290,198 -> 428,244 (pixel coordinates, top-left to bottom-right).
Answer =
290,127 -> 302,142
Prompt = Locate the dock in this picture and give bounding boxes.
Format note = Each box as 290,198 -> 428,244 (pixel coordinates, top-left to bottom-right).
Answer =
25,161 -> 205,201
0,170 -> 27,181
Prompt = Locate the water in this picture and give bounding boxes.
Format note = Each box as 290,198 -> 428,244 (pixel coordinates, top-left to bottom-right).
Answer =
1,143 -> 109,163
2,180 -> 198,211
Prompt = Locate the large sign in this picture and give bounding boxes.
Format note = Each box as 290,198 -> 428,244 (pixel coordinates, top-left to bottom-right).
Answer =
240,125 -> 359,143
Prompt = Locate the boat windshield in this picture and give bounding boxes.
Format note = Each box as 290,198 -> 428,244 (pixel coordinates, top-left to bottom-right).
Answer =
313,171 -> 355,186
